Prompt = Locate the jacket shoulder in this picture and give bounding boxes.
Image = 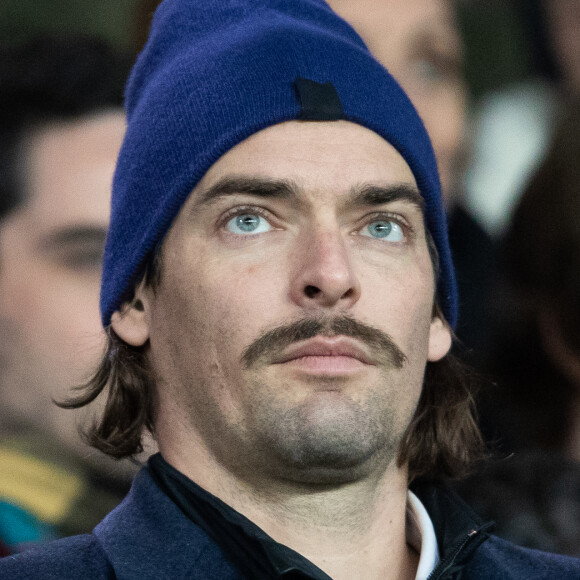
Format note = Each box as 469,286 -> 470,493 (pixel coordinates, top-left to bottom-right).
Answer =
94,466 -> 241,578
0,534 -> 113,579
467,534 -> 580,579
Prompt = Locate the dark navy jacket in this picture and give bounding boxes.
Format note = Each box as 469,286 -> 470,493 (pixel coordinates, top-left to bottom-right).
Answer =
1,466 -> 579,579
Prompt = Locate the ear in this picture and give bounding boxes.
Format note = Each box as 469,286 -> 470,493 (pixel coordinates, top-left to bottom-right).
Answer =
427,315 -> 452,362
110,282 -> 152,347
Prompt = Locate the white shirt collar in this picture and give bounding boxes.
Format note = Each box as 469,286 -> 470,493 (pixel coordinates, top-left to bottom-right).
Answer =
406,490 -> 440,580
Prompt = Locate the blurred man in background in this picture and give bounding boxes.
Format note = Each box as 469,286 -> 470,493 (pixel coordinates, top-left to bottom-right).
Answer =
0,36 -> 133,552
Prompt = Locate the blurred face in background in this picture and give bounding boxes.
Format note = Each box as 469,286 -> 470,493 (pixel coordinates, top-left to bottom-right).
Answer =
0,111 -> 124,451
544,0 -> 580,94
327,0 -> 468,204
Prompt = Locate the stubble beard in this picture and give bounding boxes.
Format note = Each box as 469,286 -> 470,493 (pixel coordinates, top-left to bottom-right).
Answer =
244,370 -> 414,485
232,314 -> 417,484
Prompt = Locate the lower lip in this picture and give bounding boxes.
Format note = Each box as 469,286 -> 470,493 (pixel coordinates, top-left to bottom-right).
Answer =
280,355 -> 370,375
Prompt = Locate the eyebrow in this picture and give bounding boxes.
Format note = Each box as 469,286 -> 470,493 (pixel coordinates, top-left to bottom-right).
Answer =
193,175 -> 424,213
194,176 -> 298,210
346,183 -> 424,212
39,225 -> 108,251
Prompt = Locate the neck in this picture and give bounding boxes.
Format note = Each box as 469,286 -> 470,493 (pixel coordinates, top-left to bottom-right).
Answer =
160,442 -> 418,580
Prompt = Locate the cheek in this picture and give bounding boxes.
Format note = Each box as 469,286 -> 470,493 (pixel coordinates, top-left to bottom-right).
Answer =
420,94 -> 464,154
412,88 -> 466,197
398,75 -> 466,157
151,256 -> 285,435
358,258 -> 434,352
1,254 -> 103,371
153,252 -> 280,375
392,292 -> 433,357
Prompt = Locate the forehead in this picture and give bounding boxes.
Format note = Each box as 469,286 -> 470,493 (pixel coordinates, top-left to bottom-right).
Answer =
327,0 -> 461,59
195,120 -> 416,196
20,111 -> 125,230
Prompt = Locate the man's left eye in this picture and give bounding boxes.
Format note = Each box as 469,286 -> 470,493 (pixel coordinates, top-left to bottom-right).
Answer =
361,220 -> 404,242
226,213 -> 272,234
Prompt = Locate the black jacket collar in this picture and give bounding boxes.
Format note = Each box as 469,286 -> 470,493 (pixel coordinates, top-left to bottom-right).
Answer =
149,454 -> 493,580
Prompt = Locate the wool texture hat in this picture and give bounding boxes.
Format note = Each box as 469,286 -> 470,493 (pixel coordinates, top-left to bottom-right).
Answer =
101,0 -> 458,328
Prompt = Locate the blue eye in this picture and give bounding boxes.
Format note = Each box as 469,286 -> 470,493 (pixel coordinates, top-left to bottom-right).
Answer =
362,220 -> 404,242
226,213 -> 271,234
413,60 -> 442,83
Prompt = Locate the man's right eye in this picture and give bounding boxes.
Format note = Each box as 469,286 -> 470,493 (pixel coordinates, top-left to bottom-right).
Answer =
226,213 -> 272,234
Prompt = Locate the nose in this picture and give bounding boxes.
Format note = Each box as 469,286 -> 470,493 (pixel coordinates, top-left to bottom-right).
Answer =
289,226 -> 361,309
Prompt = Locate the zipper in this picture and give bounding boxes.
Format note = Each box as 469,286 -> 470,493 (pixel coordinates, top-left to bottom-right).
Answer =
426,522 -> 494,580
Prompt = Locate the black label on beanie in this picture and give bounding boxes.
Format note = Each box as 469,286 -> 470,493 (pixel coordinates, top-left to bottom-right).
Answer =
294,77 -> 345,121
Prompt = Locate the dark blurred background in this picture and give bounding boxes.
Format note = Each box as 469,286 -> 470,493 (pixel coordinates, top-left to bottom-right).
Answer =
0,0 -> 553,100
0,1 -> 140,54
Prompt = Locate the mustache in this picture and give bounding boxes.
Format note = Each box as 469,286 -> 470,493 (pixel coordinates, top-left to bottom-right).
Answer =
241,315 -> 407,369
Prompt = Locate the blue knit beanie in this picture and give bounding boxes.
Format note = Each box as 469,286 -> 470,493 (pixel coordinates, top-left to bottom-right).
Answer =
101,0 -> 458,328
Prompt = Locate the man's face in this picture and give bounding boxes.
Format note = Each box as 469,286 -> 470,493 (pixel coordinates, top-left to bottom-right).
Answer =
0,111 -> 124,446
122,121 -> 451,485
326,0 -> 467,201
